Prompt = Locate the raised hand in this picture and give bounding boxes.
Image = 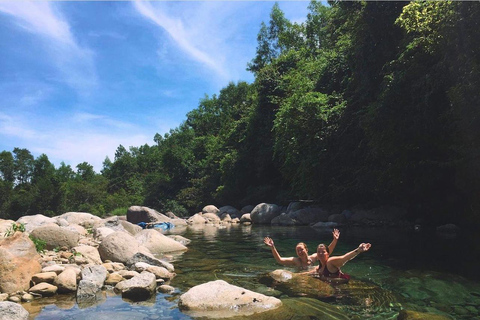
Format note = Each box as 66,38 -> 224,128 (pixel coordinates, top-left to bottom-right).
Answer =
332,228 -> 340,240
264,237 -> 275,247
358,243 -> 371,252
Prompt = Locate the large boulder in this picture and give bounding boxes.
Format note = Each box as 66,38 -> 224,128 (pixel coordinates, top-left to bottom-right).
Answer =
187,213 -> 207,225
31,272 -> 57,285
241,205 -> 255,214
250,203 -> 282,224
29,224 -> 80,250
291,207 -> 331,225
92,227 -> 115,242
179,280 -> 282,318
126,252 -> 174,272
202,213 -> 221,224
0,232 -> 42,293
349,206 -> 407,226
271,213 -> 297,226
328,214 -> 347,225
56,212 -> 102,228
73,245 -> 102,265
80,265 -> 108,289
77,265 -> 108,301
29,282 -> 58,296
218,206 -> 241,219
202,205 -> 219,215
102,216 -> 142,236
54,267 -> 78,293
97,231 -> 144,264
127,206 -> 171,224
0,301 -> 30,320
114,272 -> 157,301
240,213 -> 252,224
16,214 -> 57,233
134,229 -> 188,254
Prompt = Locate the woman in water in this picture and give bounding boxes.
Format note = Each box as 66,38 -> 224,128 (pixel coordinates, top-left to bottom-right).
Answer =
263,229 -> 340,270
314,242 -> 371,283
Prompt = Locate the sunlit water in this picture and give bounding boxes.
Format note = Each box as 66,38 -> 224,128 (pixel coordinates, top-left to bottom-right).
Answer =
27,224 -> 480,319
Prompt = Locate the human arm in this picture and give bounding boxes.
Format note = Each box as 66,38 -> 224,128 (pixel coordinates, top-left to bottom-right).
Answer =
328,243 -> 371,270
328,229 -> 340,255
263,237 -> 297,266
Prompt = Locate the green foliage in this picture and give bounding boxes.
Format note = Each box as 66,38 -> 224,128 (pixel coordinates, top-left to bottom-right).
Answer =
162,199 -> 188,218
4,222 -> 25,237
0,1 -> 479,226
29,236 -> 47,253
109,207 -> 128,216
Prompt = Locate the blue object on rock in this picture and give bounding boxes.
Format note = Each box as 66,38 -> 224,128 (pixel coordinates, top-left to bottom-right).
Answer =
137,221 -> 174,230
153,222 -> 174,230
137,222 -> 147,229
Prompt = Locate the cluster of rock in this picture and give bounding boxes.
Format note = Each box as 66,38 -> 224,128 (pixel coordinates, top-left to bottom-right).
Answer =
0,209 -> 187,316
0,206 -> 286,319
201,202 -> 410,228
208,202 -> 459,237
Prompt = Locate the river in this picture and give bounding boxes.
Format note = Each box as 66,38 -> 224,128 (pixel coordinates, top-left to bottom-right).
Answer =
28,224 -> 480,319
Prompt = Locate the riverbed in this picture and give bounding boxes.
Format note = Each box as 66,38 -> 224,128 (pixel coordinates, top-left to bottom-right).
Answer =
27,224 -> 480,319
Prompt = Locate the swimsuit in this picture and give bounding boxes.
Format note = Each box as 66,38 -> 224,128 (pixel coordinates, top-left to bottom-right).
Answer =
321,265 -> 350,280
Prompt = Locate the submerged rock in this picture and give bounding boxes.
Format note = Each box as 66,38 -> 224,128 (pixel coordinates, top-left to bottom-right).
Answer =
397,309 -> 453,320
259,269 -> 335,300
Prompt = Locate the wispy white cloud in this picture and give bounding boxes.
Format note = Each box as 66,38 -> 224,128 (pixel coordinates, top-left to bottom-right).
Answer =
0,1 -> 74,45
0,112 -> 38,140
133,1 -> 242,82
0,1 -> 97,92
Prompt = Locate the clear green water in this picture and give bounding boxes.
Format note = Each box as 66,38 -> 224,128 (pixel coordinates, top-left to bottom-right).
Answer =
28,224 -> 480,319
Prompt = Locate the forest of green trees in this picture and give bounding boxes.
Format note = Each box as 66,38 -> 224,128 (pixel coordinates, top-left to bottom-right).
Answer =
1,1 -> 479,227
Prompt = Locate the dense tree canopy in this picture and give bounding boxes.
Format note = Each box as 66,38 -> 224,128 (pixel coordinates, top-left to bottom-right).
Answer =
1,1 -> 479,227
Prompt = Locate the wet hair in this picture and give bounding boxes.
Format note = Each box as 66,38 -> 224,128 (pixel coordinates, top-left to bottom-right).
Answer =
317,243 -> 330,254
296,242 -> 308,252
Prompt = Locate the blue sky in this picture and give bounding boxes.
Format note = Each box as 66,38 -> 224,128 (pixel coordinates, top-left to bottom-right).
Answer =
0,1 -> 310,172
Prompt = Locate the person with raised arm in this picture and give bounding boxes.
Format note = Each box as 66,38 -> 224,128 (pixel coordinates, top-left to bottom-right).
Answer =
314,242 -> 371,283
263,229 -> 340,270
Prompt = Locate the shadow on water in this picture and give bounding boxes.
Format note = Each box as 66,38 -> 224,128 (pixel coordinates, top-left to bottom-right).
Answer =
27,224 -> 480,319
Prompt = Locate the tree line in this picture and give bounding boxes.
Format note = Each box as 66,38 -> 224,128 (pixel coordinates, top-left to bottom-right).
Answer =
1,1 -> 479,226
